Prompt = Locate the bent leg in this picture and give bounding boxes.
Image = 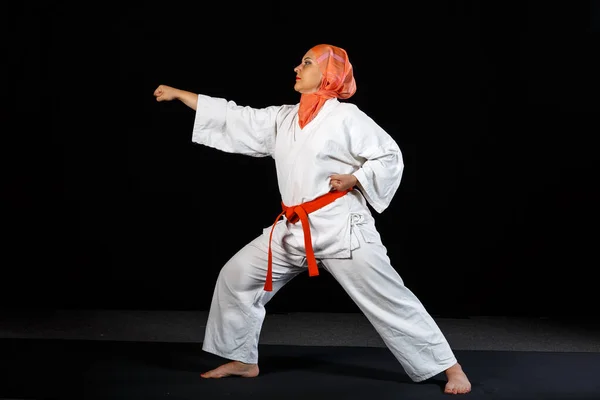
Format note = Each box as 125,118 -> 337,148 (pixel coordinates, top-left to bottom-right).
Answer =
202,233 -> 305,364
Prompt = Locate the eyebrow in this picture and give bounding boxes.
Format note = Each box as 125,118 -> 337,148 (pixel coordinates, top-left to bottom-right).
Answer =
303,57 -> 314,61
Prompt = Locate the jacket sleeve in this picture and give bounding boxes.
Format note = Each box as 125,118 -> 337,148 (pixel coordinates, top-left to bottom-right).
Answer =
348,109 -> 404,213
191,94 -> 283,157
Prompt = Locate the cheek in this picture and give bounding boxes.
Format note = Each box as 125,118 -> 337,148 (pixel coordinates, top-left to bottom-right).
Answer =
310,72 -> 323,87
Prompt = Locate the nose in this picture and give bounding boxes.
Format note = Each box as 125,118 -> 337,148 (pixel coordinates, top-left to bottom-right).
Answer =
294,64 -> 302,74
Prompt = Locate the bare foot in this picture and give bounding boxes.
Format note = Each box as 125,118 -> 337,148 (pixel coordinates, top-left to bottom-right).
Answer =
200,361 -> 259,378
444,362 -> 471,394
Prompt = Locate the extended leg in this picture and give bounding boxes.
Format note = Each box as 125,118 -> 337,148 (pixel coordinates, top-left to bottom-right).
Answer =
320,228 -> 470,393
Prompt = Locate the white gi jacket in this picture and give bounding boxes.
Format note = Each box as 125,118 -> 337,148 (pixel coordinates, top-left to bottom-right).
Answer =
192,95 -> 403,260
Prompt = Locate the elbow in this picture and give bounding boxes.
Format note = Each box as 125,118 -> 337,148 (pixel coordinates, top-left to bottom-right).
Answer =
393,150 -> 404,175
395,157 -> 404,184
396,147 -> 404,172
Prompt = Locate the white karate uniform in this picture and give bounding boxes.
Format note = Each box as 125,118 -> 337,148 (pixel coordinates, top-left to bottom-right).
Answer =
192,94 -> 457,382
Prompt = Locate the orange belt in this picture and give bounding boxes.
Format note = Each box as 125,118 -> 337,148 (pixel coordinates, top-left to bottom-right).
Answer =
265,188 -> 352,291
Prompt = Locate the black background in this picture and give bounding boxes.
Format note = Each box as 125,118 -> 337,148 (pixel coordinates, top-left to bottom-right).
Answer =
4,1 -> 600,318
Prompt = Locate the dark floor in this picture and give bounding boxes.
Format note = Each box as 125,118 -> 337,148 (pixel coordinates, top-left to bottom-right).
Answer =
2,338 -> 600,400
1,310 -> 599,399
1,309 -> 599,352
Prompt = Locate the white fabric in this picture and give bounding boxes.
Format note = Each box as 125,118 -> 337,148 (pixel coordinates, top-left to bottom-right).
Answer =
201,227 -> 457,382
192,94 -> 457,381
192,95 -> 404,259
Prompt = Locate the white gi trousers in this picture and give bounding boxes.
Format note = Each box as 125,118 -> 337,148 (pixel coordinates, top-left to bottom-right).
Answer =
202,224 -> 458,382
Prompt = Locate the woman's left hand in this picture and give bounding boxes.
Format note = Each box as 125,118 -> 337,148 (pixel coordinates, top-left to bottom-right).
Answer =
329,174 -> 358,192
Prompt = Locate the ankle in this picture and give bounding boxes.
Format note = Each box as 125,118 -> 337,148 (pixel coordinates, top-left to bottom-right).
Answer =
446,362 -> 463,374
235,361 -> 257,366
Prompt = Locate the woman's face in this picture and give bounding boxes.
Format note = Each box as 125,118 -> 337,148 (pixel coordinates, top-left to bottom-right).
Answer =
293,50 -> 322,94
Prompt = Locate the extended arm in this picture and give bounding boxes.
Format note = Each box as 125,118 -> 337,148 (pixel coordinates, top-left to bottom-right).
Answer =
154,85 -> 198,110
154,84 -> 288,158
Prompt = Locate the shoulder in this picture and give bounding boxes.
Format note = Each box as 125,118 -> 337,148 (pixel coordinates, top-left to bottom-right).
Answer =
335,101 -> 361,115
334,101 -> 378,127
275,103 -> 298,122
278,103 -> 299,113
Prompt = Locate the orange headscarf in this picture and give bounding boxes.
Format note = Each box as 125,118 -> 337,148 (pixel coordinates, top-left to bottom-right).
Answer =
297,44 -> 357,129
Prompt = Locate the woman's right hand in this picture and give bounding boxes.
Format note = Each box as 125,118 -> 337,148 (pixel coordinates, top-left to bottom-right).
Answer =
153,85 -> 179,102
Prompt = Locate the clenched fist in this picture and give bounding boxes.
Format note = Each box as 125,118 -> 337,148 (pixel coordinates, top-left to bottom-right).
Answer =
153,85 -> 179,102
329,174 -> 357,192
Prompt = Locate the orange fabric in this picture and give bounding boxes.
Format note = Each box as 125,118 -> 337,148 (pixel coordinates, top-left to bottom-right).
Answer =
265,188 -> 353,291
298,44 -> 357,129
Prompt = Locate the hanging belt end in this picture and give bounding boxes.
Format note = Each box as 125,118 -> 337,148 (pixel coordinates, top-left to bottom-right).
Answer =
264,281 -> 273,292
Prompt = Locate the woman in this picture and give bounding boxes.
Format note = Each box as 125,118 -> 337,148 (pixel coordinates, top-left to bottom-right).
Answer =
153,44 -> 471,394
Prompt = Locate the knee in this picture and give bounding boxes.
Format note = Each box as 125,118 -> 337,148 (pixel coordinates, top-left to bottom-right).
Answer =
217,258 -> 245,294
216,246 -> 263,295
